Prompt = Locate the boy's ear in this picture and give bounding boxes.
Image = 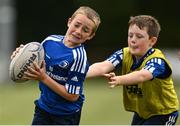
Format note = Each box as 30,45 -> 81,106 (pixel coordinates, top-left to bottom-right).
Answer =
67,18 -> 72,27
150,37 -> 157,46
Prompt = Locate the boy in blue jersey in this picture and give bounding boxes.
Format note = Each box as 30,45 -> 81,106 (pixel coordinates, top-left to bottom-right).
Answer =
11,6 -> 101,125
87,15 -> 179,125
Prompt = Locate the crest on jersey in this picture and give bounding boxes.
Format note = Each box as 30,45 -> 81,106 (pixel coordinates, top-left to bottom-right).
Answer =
58,60 -> 69,69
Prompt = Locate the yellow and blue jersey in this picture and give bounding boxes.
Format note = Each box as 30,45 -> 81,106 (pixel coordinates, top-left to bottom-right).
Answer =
36,35 -> 89,115
107,47 -> 179,119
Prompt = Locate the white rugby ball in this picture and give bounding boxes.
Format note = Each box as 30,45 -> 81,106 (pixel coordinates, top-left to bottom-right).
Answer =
9,42 -> 44,83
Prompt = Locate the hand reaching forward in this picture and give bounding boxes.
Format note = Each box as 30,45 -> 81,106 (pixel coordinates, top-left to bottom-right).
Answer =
103,72 -> 119,88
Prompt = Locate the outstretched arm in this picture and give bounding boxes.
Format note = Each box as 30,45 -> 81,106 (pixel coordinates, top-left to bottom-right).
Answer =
105,68 -> 153,88
86,60 -> 115,78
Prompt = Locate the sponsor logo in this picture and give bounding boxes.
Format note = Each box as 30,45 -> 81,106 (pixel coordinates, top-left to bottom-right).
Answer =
47,71 -> 67,81
126,85 -> 143,97
71,76 -> 78,82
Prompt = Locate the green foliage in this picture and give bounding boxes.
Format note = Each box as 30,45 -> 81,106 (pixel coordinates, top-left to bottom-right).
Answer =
0,79 -> 180,124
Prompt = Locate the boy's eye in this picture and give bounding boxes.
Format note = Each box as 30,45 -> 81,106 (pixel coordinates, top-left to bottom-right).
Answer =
74,24 -> 79,28
128,34 -> 133,38
128,33 -> 144,39
136,34 -> 143,38
83,27 -> 90,33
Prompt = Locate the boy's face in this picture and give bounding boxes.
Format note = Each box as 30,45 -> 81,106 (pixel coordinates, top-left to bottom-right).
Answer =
128,24 -> 157,58
64,14 -> 95,47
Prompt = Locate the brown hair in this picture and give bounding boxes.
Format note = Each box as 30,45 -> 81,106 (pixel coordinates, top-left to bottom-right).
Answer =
128,15 -> 161,38
71,6 -> 101,33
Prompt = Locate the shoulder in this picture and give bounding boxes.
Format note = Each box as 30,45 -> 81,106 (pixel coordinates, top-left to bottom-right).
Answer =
153,48 -> 166,58
41,35 -> 64,48
145,57 -> 172,78
145,48 -> 172,68
42,35 -> 64,43
146,57 -> 165,66
72,46 -> 87,59
71,46 -> 88,73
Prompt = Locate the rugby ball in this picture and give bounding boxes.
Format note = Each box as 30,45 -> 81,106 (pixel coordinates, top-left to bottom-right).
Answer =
9,42 -> 44,83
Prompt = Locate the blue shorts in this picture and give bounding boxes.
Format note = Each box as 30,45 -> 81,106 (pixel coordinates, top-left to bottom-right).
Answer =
32,105 -> 82,125
131,111 -> 179,125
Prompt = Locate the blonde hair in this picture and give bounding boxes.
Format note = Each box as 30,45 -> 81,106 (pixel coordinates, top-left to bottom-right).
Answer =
71,6 -> 101,33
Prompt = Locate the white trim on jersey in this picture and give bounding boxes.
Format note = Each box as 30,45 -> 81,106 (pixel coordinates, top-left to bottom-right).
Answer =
113,60 -> 120,66
149,58 -> 162,65
81,48 -> 87,73
41,35 -> 63,44
144,58 -> 164,73
107,49 -> 123,67
65,83 -> 80,94
71,47 -> 87,73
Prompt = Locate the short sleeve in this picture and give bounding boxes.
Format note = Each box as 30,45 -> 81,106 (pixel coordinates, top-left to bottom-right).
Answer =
144,58 -> 171,78
106,49 -> 123,68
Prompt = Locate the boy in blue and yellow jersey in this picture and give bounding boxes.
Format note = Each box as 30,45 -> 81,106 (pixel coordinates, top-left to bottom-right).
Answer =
11,6 -> 101,125
87,15 -> 179,125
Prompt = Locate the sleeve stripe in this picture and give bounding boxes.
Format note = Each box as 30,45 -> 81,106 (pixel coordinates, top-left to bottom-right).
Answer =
112,60 -> 120,66
81,48 -> 87,73
149,67 -> 155,73
72,85 -> 76,94
74,48 -> 81,72
116,49 -> 123,55
77,48 -> 84,72
144,58 -> 162,73
144,65 -> 151,70
65,83 -> 80,94
71,50 -> 77,71
144,65 -> 155,73
69,84 -> 72,93
149,58 -> 162,65
158,58 -> 162,64
107,51 -> 123,67
71,47 -> 87,73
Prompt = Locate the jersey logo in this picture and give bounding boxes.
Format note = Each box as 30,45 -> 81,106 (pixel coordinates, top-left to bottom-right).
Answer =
58,60 -> 69,69
71,76 -> 78,82
126,85 -> 143,97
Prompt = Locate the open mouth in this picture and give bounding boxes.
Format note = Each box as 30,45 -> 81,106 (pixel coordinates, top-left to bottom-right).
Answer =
71,34 -> 81,42
130,45 -> 138,50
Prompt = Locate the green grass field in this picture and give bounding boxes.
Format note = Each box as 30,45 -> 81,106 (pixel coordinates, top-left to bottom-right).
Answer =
0,78 -> 180,125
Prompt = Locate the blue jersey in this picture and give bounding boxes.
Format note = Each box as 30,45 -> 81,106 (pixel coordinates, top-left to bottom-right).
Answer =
36,35 -> 89,115
107,48 -> 171,78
